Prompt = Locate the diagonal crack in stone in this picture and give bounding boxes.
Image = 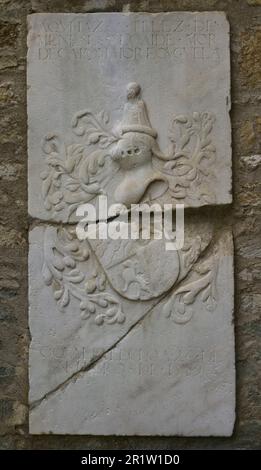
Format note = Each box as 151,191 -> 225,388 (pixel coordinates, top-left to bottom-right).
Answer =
29,293 -> 165,411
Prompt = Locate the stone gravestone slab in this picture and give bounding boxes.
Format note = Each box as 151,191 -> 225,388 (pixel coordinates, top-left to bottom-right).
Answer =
27,13 -> 235,435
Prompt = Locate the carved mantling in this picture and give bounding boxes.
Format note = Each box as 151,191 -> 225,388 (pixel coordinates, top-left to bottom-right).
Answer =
41,82 -> 217,220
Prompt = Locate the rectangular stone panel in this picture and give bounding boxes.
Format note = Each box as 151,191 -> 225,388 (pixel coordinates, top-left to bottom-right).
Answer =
29,219 -> 235,435
27,12 -> 232,223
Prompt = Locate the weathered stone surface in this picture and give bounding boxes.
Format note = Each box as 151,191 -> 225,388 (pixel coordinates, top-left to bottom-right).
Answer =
0,53 -> 17,70
246,0 -> 261,7
0,162 -> 22,181
0,82 -> 16,106
0,21 -> 18,48
29,220 -> 235,435
240,30 -> 261,89
27,12 -> 232,223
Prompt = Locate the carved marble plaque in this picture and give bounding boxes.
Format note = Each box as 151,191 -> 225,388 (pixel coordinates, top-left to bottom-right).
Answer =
28,12 -> 235,435
27,12 -> 232,222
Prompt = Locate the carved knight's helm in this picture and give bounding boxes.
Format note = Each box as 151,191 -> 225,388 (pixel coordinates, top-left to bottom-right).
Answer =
119,82 -> 157,138
112,83 -> 168,206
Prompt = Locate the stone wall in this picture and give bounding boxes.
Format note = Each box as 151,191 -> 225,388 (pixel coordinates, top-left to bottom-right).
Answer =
0,0 -> 260,449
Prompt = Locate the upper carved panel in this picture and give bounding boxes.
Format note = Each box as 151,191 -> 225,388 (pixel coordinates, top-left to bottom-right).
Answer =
28,12 -> 232,222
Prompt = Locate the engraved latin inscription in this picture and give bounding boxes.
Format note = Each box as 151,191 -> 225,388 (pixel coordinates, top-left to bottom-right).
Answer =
33,15 -> 221,62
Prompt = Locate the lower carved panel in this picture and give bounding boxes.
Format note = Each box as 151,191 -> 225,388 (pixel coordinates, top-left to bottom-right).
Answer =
29,223 -> 235,435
